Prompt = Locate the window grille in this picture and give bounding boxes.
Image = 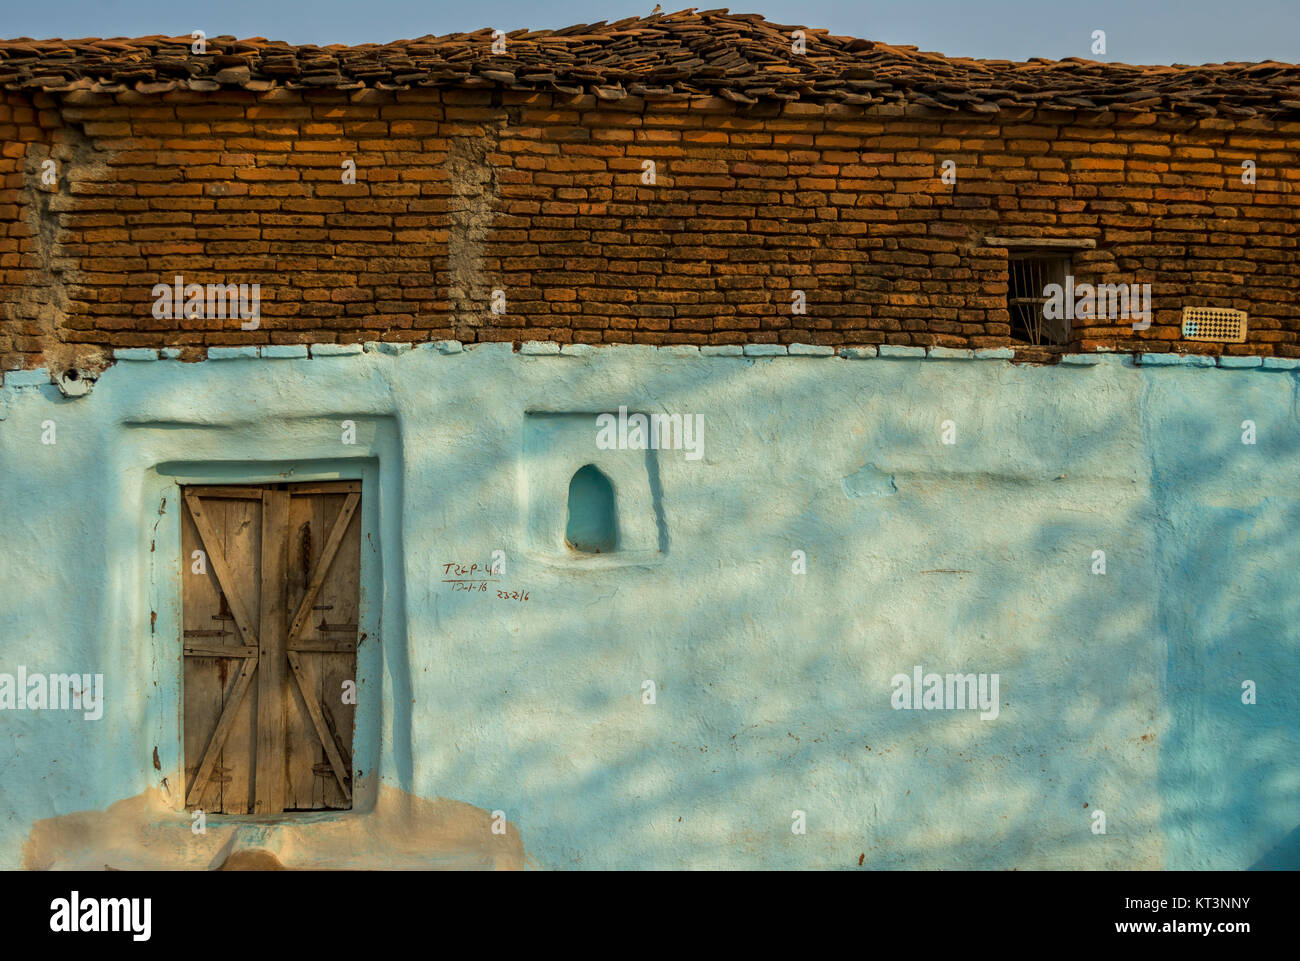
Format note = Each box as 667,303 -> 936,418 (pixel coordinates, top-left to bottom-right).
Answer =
1181,306 -> 1246,344
1008,254 -> 1071,346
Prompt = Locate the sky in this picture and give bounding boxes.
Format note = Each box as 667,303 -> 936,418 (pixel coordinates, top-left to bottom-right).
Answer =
1,0 -> 1296,65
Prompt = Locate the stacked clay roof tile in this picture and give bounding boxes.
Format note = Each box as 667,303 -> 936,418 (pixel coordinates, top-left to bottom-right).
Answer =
1,8 -> 1298,117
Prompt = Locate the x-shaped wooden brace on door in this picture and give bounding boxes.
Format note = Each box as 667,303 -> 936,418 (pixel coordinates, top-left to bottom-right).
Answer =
284,492 -> 359,803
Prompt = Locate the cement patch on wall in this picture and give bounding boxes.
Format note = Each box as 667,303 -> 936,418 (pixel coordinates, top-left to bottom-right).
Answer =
21,785 -> 526,870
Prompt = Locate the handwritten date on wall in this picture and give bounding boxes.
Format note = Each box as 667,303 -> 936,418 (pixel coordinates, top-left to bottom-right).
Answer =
441,562 -> 530,601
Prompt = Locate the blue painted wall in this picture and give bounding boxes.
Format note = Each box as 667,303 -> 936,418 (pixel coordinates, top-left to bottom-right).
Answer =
0,344 -> 1296,869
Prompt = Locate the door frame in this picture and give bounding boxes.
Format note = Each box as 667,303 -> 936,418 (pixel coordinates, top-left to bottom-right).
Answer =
149,457 -> 385,822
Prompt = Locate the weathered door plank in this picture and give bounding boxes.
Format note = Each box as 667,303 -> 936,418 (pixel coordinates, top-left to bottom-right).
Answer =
287,651 -> 352,800
184,656 -> 258,808
220,496 -> 262,814
287,492 -> 360,643
181,497 -> 227,813
254,489 -> 290,814
182,492 -> 260,649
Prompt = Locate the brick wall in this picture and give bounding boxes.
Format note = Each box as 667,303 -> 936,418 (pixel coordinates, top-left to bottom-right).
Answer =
2,85 -> 1298,372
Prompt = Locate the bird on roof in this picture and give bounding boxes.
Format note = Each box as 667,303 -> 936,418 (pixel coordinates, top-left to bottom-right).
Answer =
651,4 -> 662,13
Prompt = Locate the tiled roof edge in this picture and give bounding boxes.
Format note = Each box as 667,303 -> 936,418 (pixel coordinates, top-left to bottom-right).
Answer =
3,11 -> 1299,118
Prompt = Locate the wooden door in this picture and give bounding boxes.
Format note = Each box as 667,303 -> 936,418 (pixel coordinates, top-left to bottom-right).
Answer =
181,481 -> 361,814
